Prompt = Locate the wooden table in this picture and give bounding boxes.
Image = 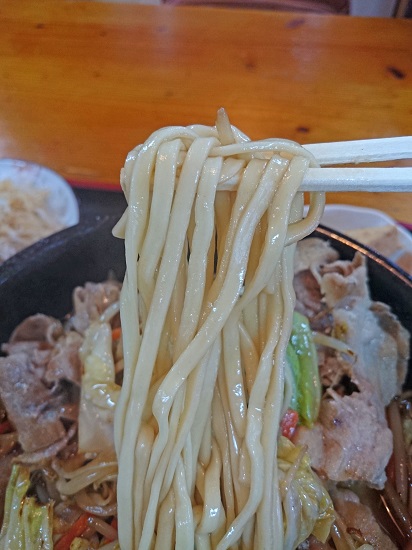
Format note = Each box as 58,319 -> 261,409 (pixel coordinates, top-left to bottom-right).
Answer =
1,1 -> 411,221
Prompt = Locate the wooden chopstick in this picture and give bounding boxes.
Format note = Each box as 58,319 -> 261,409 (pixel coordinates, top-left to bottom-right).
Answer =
216,136 -> 412,192
304,136 -> 412,165
217,167 -> 412,192
299,167 -> 412,192
301,136 -> 412,191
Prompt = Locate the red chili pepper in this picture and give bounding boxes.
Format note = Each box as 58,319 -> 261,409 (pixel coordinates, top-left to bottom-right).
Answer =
280,409 -> 299,440
0,420 -> 12,435
54,513 -> 91,550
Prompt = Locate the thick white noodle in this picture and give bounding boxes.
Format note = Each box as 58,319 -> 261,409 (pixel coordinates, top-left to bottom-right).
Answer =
114,117 -> 325,549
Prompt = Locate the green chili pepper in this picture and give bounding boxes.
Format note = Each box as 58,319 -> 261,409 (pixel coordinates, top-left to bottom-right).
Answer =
286,342 -> 300,412
289,311 -> 321,428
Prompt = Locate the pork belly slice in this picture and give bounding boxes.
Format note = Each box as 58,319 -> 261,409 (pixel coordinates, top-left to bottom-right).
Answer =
294,389 -> 392,489
319,251 -> 369,308
294,269 -> 334,333
0,353 -> 68,452
70,280 -> 121,334
294,240 -> 369,325
3,314 -> 83,386
295,240 -> 409,397
0,314 -> 82,456
331,299 -> 407,406
8,313 -> 63,344
318,249 -> 408,398
371,301 -> 410,397
294,238 -> 339,275
43,331 -> 82,386
294,239 -> 338,333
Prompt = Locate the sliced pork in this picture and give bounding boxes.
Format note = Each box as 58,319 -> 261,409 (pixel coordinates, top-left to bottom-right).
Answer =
0,353 -> 69,453
70,280 -> 121,334
294,388 -> 392,488
294,239 -> 410,490
0,314 -> 82,458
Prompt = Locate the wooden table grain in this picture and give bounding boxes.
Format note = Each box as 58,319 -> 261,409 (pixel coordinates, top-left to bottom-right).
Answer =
0,1 -> 411,221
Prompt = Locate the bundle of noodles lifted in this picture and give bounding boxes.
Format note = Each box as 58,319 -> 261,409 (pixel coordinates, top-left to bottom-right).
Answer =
112,109 -> 331,549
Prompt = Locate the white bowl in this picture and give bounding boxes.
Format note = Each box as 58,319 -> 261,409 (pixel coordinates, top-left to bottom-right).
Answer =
0,158 -> 79,228
316,204 -> 412,265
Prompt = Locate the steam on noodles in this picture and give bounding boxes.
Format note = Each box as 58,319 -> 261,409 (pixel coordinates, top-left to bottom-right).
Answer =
112,109 -> 326,549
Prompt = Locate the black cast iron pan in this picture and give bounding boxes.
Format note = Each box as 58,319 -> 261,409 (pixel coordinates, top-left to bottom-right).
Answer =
0,214 -> 411,383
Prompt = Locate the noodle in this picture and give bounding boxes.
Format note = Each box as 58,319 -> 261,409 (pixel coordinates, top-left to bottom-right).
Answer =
52,452 -> 118,517
113,110 -> 325,549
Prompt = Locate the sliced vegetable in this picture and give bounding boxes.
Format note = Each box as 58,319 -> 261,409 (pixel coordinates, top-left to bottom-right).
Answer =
278,436 -> 335,549
280,409 -> 299,440
286,343 -> 299,412
78,322 -> 121,453
0,464 -> 53,550
111,327 -> 122,341
289,311 -> 321,428
22,497 -> 53,549
53,513 -> 90,550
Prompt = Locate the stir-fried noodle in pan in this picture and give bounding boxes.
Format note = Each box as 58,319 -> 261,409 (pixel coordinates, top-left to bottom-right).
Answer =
0,111 -> 410,549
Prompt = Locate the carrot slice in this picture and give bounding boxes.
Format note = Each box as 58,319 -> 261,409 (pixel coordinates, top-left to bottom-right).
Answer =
112,327 -> 122,341
54,513 -> 90,550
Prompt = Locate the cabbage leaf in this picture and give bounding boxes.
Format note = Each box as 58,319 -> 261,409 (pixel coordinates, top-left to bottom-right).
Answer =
278,436 -> 335,549
78,321 -> 121,453
0,464 -> 53,550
